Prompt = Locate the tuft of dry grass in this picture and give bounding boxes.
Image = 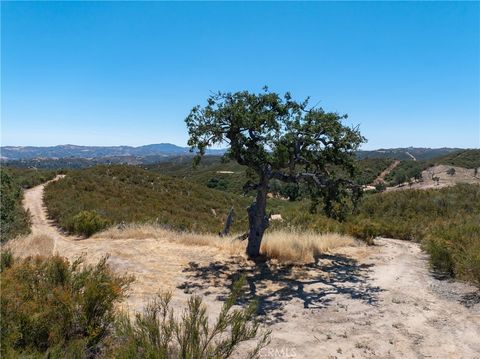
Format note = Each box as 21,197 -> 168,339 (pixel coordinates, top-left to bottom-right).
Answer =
261,230 -> 358,263
95,225 -> 359,264
4,232 -> 54,258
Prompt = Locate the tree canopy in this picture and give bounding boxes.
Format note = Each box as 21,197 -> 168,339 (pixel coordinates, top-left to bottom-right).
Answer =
186,88 -> 365,258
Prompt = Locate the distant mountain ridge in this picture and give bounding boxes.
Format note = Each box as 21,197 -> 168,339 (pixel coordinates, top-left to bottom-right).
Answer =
1,144 -> 470,162
1,143 -> 224,160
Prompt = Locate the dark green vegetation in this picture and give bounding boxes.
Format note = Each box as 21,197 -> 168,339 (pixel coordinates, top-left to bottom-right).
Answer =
435,149 -> 480,169
145,156 -> 394,194
356,147 -> 462,161
1,254 -> 264,358
185,89 -> 365,258
2,155 -> 187,170
145,156 -> 249,194
44,165 -> 253,236
6,167 -> 57,188
1,254 -> 132,357
355,158 -> 394,185
384,160 -> 425,186
0,169 -> 30,242
0,168 -> 56,242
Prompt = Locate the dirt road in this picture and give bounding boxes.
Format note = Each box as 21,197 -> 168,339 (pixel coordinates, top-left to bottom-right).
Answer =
372,160 -> 400,185
8,180 -> 480,358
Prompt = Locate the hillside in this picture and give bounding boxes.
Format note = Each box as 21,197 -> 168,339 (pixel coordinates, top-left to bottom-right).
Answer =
381,149 -> 479,187
357,147 -> 463,161
434,149 -> 480,169
43,165 -> 252,235
144,156 -> 395,194
144,156 -> 249,194
1,143 -> 224,160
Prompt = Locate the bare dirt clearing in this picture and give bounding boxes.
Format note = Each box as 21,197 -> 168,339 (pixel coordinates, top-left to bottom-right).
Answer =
7,180 -> 480,358
388,164 -> 480,192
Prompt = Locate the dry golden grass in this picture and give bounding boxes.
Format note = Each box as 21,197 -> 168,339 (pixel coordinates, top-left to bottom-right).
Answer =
261,230 -> 358,263
4,232 -> 54,258
95,225 -> 359,264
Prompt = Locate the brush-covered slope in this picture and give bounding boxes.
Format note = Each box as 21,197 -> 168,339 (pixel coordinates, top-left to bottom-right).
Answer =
143,156 -> 249,194
44,165 -> 252,235
434,149 -> 480,169
144,156 -> 395,193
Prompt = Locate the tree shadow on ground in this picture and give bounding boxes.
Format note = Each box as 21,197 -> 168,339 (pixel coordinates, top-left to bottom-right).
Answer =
460,292 -> 480,308
178,253 -> 383,324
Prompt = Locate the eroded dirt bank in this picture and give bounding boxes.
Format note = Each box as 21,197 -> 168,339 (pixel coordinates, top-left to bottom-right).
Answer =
7,180 -> 480,359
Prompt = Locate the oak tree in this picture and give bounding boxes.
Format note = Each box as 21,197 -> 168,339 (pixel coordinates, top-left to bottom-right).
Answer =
185,89 -> 365,259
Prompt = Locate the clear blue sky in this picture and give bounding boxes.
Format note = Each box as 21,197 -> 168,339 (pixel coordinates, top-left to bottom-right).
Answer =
2,1 -> 479,149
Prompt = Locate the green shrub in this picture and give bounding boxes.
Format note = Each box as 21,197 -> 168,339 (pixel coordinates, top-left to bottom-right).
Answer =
0,168 -> 31,242
69,210 -> 110,237
0,249 -> 14,272
1,255 -> 268,358
0,255 -> 133,357
422,237 -> 455,276
422,217 -> 480,284
206,177 -> 229,191
110,277 -> 269,359
345,220 -> 381,245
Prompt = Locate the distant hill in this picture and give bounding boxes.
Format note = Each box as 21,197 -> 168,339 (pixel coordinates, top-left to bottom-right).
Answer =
2,144 -> 467,162
434,149 -> 480,169
0,143 -> 224,160
356,147 -> 463,161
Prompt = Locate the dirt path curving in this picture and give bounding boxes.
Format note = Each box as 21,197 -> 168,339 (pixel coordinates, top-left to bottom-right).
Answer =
8,180 -> 480,358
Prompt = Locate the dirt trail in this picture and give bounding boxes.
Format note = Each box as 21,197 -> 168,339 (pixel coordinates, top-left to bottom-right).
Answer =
9,180 -> 480,358
373,160 -> 400,185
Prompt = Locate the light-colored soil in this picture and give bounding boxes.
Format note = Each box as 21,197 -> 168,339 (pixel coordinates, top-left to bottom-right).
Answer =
388,165 -> 480,192
7,179 -> 480,358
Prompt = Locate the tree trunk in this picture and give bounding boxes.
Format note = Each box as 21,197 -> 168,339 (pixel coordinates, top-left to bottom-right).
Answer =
246,179 -> 269,259
219,207 -> 235,237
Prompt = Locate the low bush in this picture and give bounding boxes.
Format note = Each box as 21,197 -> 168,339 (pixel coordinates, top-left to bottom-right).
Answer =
0,249 -> 14,272
0,255 -> 133,357
1,254 -> 269,358
345,220 -> 381,245
109,277 -> 269,359
422,217 -> 480,285
68,210 -> 110,237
